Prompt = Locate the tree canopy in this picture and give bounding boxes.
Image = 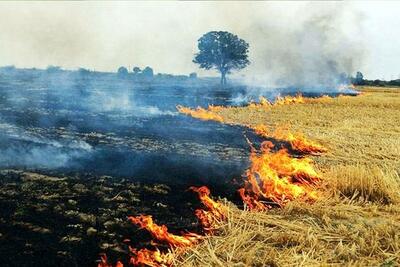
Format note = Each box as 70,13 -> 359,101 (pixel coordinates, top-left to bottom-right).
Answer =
193,31 -> 250,85
117,66 -> 128,76
142,66 -> 154,77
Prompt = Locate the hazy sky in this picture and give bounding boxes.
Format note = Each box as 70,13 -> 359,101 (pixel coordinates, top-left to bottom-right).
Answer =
0,1 -> 399,80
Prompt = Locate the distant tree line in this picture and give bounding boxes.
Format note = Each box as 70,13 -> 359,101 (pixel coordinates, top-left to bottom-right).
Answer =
116,66 -> 198,80
350,71 -> 400,87
117,66 -> 154,78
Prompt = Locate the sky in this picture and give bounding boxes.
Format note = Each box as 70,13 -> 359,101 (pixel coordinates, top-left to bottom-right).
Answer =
0,1 -> 399,80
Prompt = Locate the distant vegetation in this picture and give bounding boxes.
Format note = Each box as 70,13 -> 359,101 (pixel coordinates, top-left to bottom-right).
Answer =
351,71 -> 400,87
1,65 -> 399,88
0,65 -> 201,85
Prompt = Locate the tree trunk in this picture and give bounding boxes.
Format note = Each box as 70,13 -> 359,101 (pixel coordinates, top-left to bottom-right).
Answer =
220,71 -> 227,86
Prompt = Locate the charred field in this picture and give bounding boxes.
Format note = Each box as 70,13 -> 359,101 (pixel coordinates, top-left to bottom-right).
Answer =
0,69 -> 309,266
0,68 -> 399,267
0,69 -> 256,266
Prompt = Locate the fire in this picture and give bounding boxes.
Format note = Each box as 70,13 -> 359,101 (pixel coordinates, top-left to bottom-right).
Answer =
207,104 -> 224,112
248,96 -> 272,108
99,187 -> 225,266
239,141 -> 320,211
129,248 -> 173,267
259,96 -> 271,106
248,94 -> 306,109
97,254 -> 123,267
128,215 -> 202,248
177,94 -> 314,124
274,94 -> 305,106
176,105 -> 224,122
190,186 -> 227,231
252,124 -> 327,154
100,93 -> 334,266
125,215 -> 202,266
285,131 -> 327,154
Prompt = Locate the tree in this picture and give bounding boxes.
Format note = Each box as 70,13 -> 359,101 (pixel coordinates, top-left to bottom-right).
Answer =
142,66 -> 154,78
355,71 -> 364,85
117,66 -> 128,76
193,31 -> 250,85
189,72 -> 197,79
133,67 -> 141,75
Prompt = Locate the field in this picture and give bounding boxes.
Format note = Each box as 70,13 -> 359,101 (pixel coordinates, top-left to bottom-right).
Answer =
176,87 -> 400,266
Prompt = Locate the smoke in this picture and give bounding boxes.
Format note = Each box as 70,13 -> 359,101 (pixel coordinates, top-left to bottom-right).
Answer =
0,2 -> 367,84
231,3 -> 366,91
88,88 -> 175,116
0,2 -> 370,182
0,120 -> 93,169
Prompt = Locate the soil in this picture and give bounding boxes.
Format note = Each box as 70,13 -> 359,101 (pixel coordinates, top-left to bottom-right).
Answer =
0,170 -> 211,267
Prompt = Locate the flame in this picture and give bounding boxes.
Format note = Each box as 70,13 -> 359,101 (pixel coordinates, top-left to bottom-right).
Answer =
177,105 -> 224,122
239,140 -> 320,211
259,96 -> 271,106
129,247 -> 173,267
274,94 -> 305,106
252,124 -> 327,155
128,215 -> 202,248
248,95 -> 305,109
190,186 -> 227,231
98,254 -> 123,267
177,94 -> 321,124
250,96 -> 272,108
100,93 -> 335,266
207,104 -> 224,112
284,131 -> 327,154
121,187 -> 225,266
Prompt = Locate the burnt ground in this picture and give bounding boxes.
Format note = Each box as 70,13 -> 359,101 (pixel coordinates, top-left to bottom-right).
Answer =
0,170 -> 226,267
0,69 -> 337,266
0,71 -> 255,266
0,136 -> 303,267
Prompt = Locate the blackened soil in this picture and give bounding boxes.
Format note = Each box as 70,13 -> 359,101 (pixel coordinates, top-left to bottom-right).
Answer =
0,170 -> 228,267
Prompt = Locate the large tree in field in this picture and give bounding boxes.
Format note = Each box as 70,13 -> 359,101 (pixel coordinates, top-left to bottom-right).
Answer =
193,31 -> 250,85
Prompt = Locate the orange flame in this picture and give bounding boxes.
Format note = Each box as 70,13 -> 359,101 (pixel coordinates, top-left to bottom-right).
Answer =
177,105 -> 224,122
128,215 -> 202,248
239,141 -> 320,211
100,94 -> 333,266
252,124 -> 327,155
97,254 -> 123,267
274,94 -> 305,106
190,186 -> 227,231
247,95 -> 306,109
247,97 -> 271,109
129,247 -> 173,267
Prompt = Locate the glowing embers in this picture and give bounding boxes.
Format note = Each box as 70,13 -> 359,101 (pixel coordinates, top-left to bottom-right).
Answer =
190,186 -> 227,232
176,105 -> 224,122
239,141 -> 320,211
252,124 -> 327,155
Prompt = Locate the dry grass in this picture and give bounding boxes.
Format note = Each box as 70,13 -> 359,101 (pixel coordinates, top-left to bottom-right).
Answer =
176,199 -> 400,267
215,87 -> 400,171
325,165 -> 400,205
176,87 -> 400,266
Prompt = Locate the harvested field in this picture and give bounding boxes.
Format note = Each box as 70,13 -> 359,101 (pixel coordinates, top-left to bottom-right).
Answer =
176,87 -> 400,266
